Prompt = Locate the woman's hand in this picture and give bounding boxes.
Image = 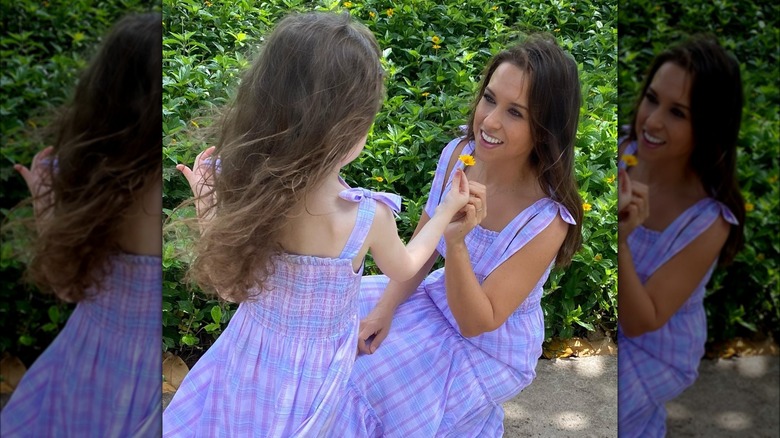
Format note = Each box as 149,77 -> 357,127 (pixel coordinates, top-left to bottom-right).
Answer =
444,180 -> 487,244
14,146 -> 55,229
618,180 -> 649,243
356,305 -> 394,355
177,146 -> 217,221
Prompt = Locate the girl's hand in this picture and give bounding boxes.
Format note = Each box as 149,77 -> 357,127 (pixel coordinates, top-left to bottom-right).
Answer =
356,305 -> 394,355
617,168 -> 632,214
177,146 -> 217,219
618,181 -> 649,243
443,180 -> 487,244
14,146 -> 55,228
439,169 -> 470,215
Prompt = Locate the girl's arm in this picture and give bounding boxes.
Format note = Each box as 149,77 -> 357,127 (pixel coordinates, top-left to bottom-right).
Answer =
14,146 -> 56,232
368,169 -> 469,282
443,200 -> 569,337
177,146 -> 217,230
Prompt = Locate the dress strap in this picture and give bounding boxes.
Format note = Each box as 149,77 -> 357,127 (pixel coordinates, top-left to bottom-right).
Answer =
474,199 -> 576,277
337,187 -> 402,259
643,198 -> 738,275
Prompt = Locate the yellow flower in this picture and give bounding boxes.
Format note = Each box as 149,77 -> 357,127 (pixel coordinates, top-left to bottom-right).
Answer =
204,0 -> 212,6
458,154 -> 475,166
491,5 -> 498,10
431,35 -> 441,44
369,11 -> 375,18
582,202 -> 592,211
421,92 -> 430,97
606,175 -> 616,184
373,176 -> 384,182
621,154 -> 638,167
72,32 -> 85,43
343,1 -> 353,7
594,254 -> 602,262
386,8 -> 394,17
554,28 -> 560,32
745,203 -> 754,212
235,32 -> 248,42
432,44 -> 441,50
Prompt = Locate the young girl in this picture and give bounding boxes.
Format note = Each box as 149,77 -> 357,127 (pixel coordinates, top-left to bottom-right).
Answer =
618,35 -> 745,437
328,35 -> 583,436
161,12 -> 469,436
1,13 -> 162,437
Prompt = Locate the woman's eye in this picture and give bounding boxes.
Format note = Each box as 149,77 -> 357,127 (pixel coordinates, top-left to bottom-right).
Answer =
509,109 -> 523,118
645,92 -> 658,104
483,94 -> 496,104
671,108 -> 686,118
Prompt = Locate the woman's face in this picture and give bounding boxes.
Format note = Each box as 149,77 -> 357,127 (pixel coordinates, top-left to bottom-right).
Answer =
472,62 -> 534,165
635,61 -> 694,163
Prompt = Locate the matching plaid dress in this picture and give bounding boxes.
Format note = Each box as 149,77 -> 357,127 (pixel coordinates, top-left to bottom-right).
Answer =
617,140 -> 738,437
329,137 -> 576,437
161,184 -> 400,437
0,254 -> 162,437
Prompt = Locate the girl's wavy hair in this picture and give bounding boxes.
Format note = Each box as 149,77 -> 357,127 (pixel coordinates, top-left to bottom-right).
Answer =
465,35 -> 583,267
626,35 -> 744,265
24,12 -> 162,301
191,12 -> 384,301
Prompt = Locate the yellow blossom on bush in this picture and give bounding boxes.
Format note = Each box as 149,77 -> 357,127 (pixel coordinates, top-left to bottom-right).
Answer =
386,8 -> 393,16
594,254 -> 602,262
606,174 -> 616,184
433,44 -> 441,50
343,1 -> 353,7
583,202 -> 592,211
431,35 -> 441,44
235,32 -> 247,42
421,92 -> 430,97
369,11 -> 375,18
458,154 -> 475,166
72,32 -> 85,43
491,5 -> 498,10
373,176 -> 384,182
745,202 -> 754,212
621,154 -> 638,167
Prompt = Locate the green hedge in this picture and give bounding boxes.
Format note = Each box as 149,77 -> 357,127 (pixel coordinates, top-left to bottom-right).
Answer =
160,0 -> 618,359
618,0 -> 779,343
0,0 -> 158,364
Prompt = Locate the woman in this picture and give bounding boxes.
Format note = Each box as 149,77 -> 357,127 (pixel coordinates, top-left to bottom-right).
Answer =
332,35 -> 584,437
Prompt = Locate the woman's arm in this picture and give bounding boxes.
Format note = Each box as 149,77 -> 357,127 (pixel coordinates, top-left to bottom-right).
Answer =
444,210 -> 568,337
618,217 -> 729,337
177,146 -> 217,230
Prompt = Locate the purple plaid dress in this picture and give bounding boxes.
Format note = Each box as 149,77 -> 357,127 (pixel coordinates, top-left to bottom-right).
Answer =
617,141 -> 738,438
162,185 -> 401,437
330,137 -> 576,437
0,253 -> 162,437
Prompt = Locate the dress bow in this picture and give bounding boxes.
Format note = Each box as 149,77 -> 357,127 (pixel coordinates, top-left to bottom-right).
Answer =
338,188 -> 402,213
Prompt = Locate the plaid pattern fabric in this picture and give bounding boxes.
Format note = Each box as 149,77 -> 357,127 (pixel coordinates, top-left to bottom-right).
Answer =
162,190 -> 396,437
1,254 -> 162,437
328,137 -> 575,437
618,190 -> 738,438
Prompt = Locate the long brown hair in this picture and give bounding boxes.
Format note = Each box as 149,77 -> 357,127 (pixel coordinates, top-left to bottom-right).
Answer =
26,13 -> 162,301
190,12 -> 384,301
465,35 -> 583,266
626,35 -> 744,265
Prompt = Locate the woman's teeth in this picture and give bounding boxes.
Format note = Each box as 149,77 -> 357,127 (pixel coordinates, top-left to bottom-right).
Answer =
481,130 -> 503,145
643,131 -> 664,145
